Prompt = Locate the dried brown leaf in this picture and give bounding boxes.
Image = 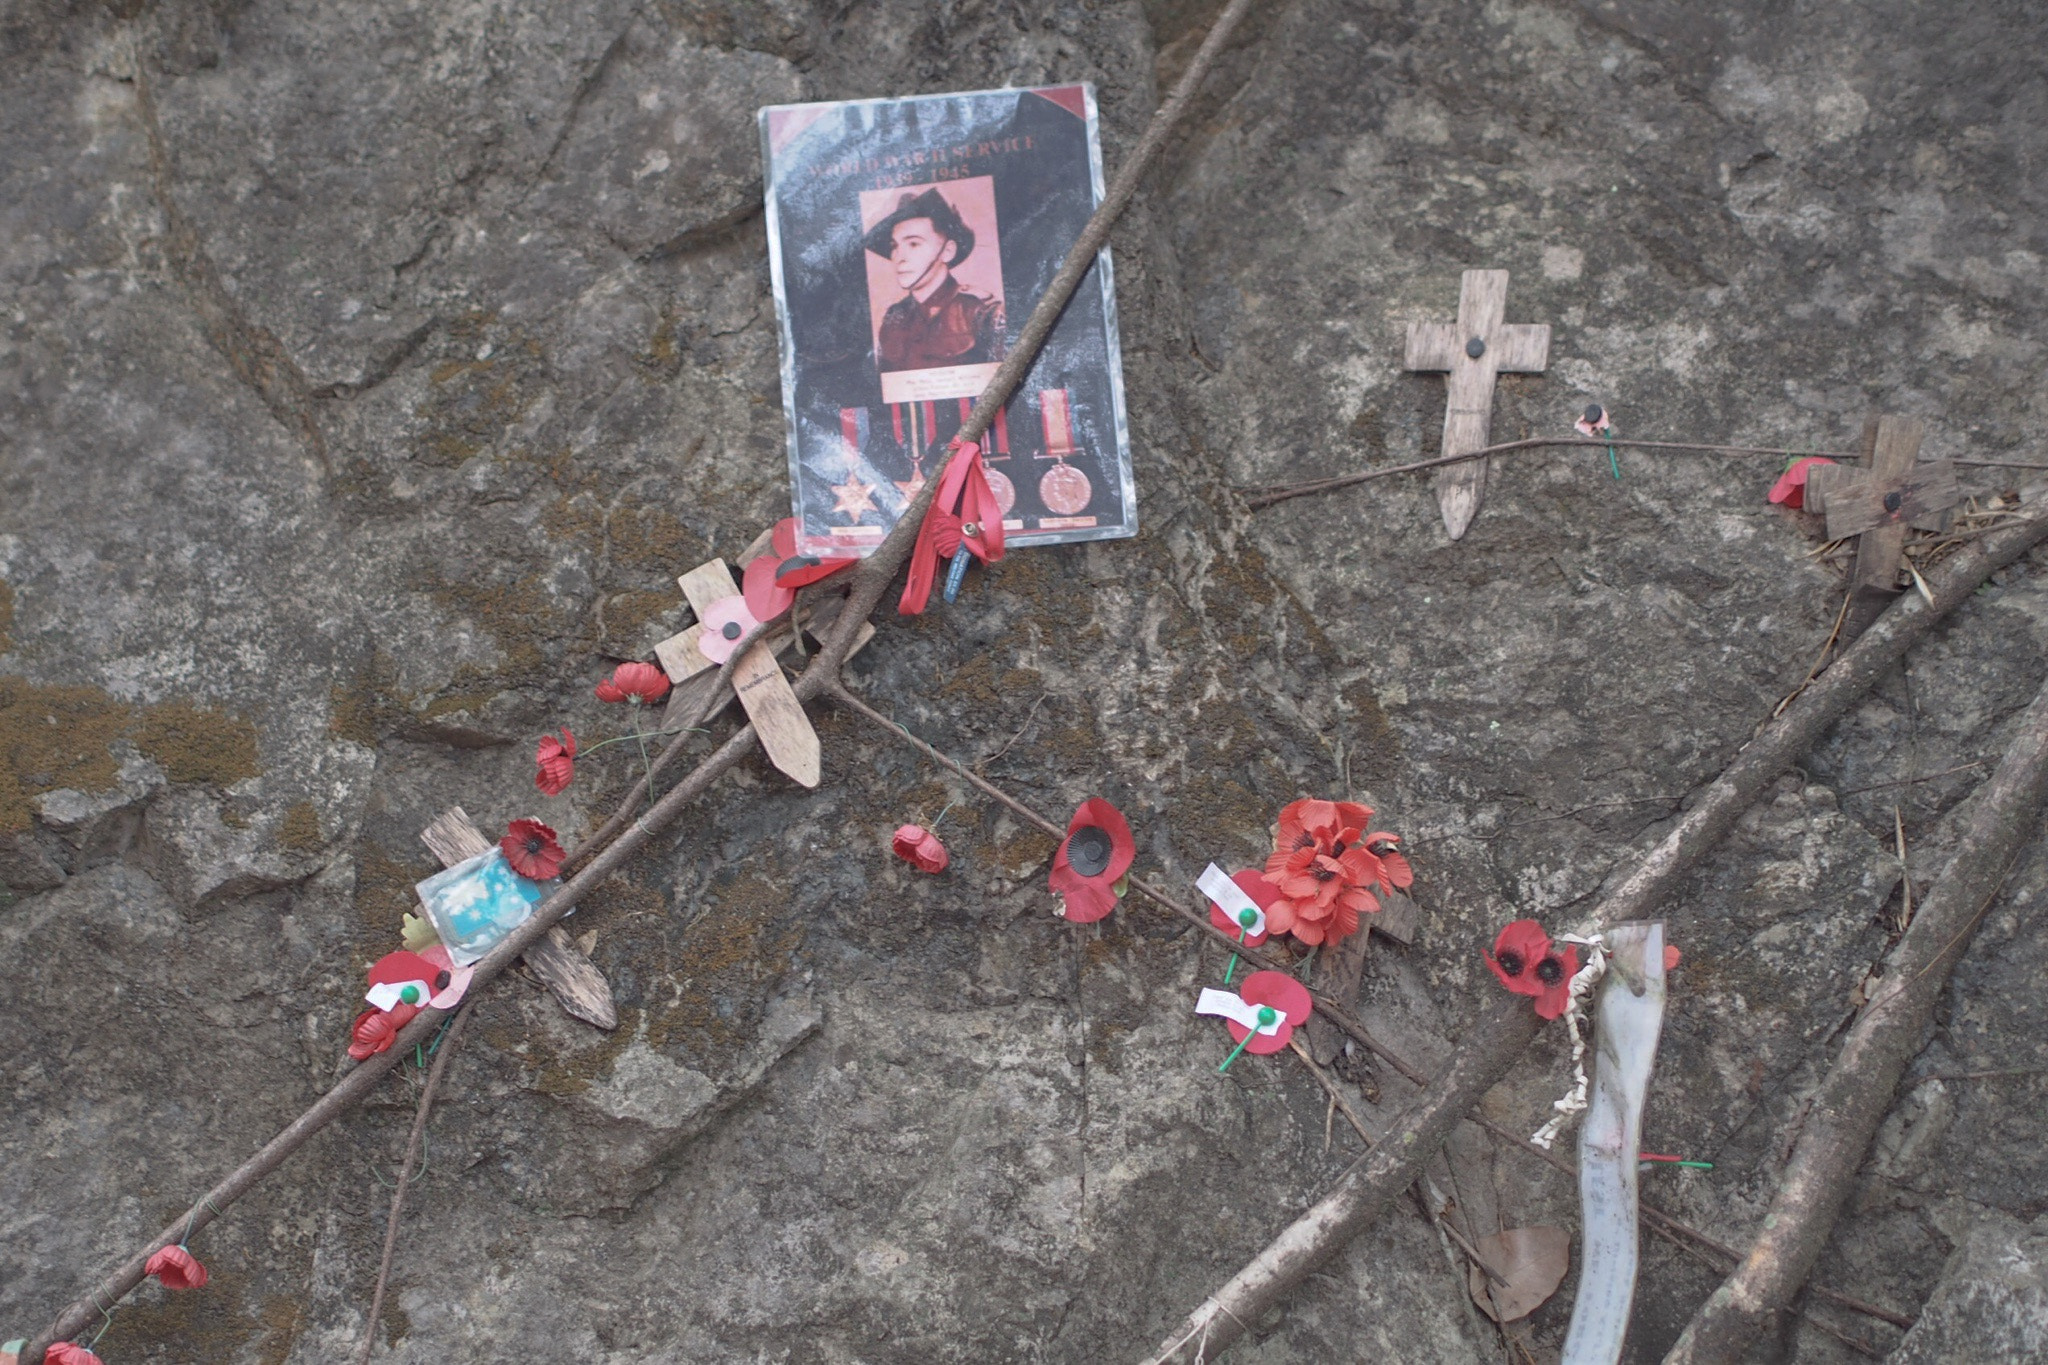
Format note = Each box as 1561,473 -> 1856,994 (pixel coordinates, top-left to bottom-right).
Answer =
1467,1225 -> 1571,1322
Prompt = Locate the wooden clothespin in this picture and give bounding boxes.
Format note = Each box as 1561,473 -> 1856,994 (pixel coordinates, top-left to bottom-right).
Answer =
1405,270 -> 1551,540
1803,417 -> 1960,638
419,807 -> 617,1030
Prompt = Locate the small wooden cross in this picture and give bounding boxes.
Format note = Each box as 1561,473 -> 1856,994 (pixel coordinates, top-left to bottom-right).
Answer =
420,807 -> 618,1030
1405,270 -> 1551,540
1803,416 -> 1960,637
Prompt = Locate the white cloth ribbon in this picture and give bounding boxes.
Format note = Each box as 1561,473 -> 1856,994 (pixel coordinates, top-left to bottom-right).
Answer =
1197,863 -> 1266,937
366,979 -> 433,1011
1196,988 -> 1282,1035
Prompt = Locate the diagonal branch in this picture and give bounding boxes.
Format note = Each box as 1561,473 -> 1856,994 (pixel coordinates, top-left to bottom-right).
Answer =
1664,672 -> 2048,1364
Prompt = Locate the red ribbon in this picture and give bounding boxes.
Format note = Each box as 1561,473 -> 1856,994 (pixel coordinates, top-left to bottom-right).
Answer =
899,439 -> 1006,615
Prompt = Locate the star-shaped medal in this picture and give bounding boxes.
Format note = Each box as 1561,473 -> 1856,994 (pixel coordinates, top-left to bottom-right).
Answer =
892,470 -> 926,499
831,474 -> 877,522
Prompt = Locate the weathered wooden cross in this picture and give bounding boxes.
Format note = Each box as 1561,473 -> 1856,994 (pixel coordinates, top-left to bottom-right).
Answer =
1803,415 -> 1960,637
1405,269 -> 1551,540
419,806 -> 617,1029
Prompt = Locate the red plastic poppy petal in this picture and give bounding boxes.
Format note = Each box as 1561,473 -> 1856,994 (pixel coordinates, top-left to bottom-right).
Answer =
1379,850 -> 1414,889
1058,882 -> 1118,923
775,553 -> 857,589
743,552 -> 798,623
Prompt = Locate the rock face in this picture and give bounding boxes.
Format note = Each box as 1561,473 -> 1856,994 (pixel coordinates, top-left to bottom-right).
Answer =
1,1 -> 2045,1362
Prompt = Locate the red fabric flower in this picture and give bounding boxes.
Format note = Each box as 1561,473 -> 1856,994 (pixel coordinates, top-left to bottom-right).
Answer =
1226,971 -> 1315,1055
1768,456 -> 1835,510
1048,797 -> 1134,923
595,661 -> 671,704
347,1001 -> 419,1060
1207,868 -> 1279,946
146,1244 -> 209,1290
1484,919 -> 1581,1020
1262,799 -> 1403,946
534,728 -> 576,796
45,1345 -> 104,1365
501,818 -> 564,880
891,824 -> 949,873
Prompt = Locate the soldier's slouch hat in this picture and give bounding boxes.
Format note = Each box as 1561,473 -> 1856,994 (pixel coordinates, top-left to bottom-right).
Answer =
862,188 -> 975,265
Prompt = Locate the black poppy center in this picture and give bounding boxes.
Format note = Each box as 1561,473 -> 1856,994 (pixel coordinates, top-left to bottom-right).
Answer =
1584,403 -> 1604,424
1496,949 -> 1526,978
434,970 -> 451,990
1067,826 -> 1114,878
523,836 -> 545,855
778,556 -> 821,582
1535,956 -> 1565,985
722,621 -> 743,640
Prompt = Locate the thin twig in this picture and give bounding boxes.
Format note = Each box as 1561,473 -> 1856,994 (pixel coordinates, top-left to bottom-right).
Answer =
1243,435 -> 2048,512
356,1006 -> 471,1365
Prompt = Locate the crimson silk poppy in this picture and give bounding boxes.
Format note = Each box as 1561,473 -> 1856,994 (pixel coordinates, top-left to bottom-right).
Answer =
501,818 -> 564,880
1768,456 -> 1836,510
595,661 -> 671,705
146,1244 -> 209,1291
891,823 -> 949,874
1263,799 -> 1403,947
534,728 -> 576,796
1484,919 -> 1581,1020
1048,797 -> 1134,923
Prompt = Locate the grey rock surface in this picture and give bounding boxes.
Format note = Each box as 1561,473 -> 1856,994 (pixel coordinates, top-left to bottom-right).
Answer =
1890,1210 -> 2048,1364
1,0 -> 2046,1362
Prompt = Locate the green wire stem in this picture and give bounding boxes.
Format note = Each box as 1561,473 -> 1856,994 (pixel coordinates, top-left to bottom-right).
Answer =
1218,1006 -> 1279,1073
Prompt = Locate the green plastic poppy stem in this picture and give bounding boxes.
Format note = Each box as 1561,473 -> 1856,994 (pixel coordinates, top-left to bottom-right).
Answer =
1607,442 -> 1621,480
1217,1006 -> 1279,1074
1223,909 -> 1256,985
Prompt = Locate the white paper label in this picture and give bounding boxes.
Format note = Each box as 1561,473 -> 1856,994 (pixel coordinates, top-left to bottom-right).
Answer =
366,979 -> 432,1011
1196,987 -> 1281,1034
1197,863 -> 1266,937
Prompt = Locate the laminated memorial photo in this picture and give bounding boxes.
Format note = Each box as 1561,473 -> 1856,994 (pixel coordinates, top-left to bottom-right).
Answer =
415,848 -> 552,967
760,84 -> 1136,555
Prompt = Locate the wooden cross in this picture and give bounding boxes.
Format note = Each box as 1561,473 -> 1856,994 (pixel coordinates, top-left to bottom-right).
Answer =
419,807 -> 617,1030
649,528 -> 878,790
1405,270 -> 1551,540
1803,416 -> 1960,638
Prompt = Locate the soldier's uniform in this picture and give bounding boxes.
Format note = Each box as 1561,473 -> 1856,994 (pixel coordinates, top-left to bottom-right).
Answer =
876,275 -> 1006,372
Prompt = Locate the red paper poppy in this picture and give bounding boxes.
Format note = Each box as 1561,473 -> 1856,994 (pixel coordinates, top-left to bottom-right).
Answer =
1768,456 -> 1835,510
1263,798 -> 1403,947
771,518 -> 860,587
891,823 -> 949,873
534,728 -> 576,796
1664,944 -> 1682,971
146,1244 -> 209,1290
1484,919 -> 1581,1020
367,949 -> 441,1002
1226,970 -> 1315,1055
1048,797 -> 1134,923
742,551 -> 798,624
595,661 -> 671,705
1206,868 -> 1280,946
501,817 -> 564,880
347,1001 -> 418,1060
45,1345 -> 104,1365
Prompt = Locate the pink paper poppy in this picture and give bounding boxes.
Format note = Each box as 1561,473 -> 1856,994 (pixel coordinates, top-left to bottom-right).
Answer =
595,661 -> 671,705
534,728 -> 576,796
146,1244 -> 209,1291
1768,456 -> 1835,510
1575,404 -> 1611,437
695,595 -> 761,665
1048,797 -> 1134,923
418,943 -> 473,1008
891,824 -> 949,873
501,817 -> 564,881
